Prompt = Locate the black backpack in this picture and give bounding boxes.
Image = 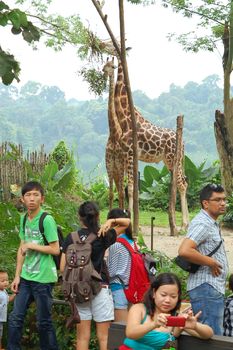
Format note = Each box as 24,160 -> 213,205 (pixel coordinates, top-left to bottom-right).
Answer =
23,212 -> 64,270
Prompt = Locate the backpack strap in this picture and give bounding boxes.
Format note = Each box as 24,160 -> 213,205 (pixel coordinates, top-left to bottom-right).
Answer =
71,231 -> 97,244
85,232 -> 97,244
71,231 -> 81,244
22,213 -> 27,233
39,212 -> 49,245
117,237 -> 136,255
207,240 -> 223,257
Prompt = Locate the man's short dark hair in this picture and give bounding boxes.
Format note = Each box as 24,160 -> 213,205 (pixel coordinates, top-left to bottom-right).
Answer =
200,184 -> 224,206
22,181 -> 44,196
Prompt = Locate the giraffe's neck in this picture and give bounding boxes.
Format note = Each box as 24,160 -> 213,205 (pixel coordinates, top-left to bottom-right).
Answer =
108,70 -> 122,142
114,62 -> 132,131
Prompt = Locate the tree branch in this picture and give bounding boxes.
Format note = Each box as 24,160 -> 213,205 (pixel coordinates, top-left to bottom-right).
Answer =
91,0 -> 121,57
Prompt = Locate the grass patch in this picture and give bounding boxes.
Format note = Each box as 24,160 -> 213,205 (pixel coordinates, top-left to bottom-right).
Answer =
100,209 -> 198,227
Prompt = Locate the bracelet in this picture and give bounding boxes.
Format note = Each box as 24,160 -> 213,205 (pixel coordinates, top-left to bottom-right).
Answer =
114,218 -> 117,225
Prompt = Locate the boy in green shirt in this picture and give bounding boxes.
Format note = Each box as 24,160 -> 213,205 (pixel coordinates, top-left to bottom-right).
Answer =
7,181 -> 59,350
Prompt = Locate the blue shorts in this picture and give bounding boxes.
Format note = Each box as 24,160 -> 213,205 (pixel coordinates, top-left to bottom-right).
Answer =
112,288 -> 129,309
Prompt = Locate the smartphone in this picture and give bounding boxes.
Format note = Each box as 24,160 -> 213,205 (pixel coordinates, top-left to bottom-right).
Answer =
166,316 -> 186,327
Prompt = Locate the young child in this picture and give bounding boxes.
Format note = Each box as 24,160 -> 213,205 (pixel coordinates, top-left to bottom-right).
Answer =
120,272 -> 213,350
0,270 -> 15,350
223,273 -> 233,336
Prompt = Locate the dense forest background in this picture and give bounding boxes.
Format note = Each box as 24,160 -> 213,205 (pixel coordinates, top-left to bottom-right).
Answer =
0,74 -> 224,178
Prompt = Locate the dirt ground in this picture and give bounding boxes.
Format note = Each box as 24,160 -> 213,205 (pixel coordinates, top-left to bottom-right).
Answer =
141,226 -> 233,271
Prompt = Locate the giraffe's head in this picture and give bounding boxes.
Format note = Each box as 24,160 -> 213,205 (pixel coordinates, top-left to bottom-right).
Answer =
102,57 -> 117,79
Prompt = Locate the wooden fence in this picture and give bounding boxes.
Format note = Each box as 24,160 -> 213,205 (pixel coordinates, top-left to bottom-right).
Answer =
0,142 -> 49,201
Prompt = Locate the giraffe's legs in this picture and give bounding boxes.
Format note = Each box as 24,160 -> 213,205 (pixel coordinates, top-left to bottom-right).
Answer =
115,173 -> 124,209
126,154 -> 134,213
109,178 -> 114,210
166,152 -> 189,231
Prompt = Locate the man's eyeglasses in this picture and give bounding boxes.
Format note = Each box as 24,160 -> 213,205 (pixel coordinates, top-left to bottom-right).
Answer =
208,198 -> 227,203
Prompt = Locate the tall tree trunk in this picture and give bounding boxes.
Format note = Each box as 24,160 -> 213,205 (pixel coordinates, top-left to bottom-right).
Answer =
215,108 -> 233,196
168,115 -> 184,236
215,14 -> 233,196
118,0 -> 139,235
91,0 -> 139,233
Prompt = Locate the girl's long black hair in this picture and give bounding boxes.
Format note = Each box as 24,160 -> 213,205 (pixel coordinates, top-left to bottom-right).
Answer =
144,272 -> 182,317
107,208 -> 133,239
78,201 -> 100,233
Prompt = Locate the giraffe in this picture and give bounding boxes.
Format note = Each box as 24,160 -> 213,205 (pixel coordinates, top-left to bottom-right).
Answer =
103,58 -> 125,209
114,60 -> 189,229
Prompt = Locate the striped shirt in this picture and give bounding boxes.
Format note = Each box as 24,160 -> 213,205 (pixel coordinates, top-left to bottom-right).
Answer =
223,295 -> 233,336
107,233 -> 134,286
186,209 -> 228,295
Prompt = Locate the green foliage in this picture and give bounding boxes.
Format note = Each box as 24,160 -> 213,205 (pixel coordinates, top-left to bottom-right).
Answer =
127,0 -> 156,4
51,141 -> 71,170
0,202 -> 20,277
0,46 -> 20,85
139,157 -> 221,211
163,0 -> 230,54
3,0 -> 111,90
222,191 -> 233,227
139,165 -> 170,210
185,156 -> 221,209
43,191 -> 80,235
26,157 -> 78,195
49,141 -> 79,192
79,67 -> 107,96
78,177 -> 109,209
0,1 -> 40,84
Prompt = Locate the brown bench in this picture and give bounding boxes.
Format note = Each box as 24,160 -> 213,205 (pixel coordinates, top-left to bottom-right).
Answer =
108,322 -> 233,350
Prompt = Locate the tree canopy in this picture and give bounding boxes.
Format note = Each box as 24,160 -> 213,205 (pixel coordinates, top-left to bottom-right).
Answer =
0,76 -> 222,175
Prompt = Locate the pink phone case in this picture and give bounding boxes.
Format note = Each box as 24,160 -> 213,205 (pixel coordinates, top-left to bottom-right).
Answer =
166,316 -> 186,327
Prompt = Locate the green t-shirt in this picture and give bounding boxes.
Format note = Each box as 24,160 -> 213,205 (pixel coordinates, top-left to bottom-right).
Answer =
19,210 -> 58,283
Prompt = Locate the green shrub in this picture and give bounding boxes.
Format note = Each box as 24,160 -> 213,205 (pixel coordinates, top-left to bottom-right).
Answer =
222,191 -> 233,228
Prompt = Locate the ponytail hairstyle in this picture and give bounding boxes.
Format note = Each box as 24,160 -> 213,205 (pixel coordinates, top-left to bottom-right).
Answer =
78,201 -> 100,233
107,208 -> 133,240
144,272 -> 182,317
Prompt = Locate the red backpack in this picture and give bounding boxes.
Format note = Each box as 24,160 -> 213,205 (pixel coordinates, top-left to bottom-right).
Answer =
117,237 -> 151,303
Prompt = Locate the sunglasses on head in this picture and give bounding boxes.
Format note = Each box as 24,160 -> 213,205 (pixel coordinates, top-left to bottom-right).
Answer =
208,184 -> 224,191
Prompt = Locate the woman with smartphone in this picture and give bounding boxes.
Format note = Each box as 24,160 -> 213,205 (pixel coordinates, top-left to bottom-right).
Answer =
119,272 -> 213,350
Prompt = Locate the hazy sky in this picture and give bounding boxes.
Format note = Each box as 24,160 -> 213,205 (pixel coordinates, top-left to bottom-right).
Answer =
1,0 -> 223,100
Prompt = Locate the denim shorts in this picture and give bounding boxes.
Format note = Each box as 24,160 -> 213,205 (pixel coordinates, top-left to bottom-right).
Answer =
189,283 -> 224,335
77,287 -> 114,322
112,288 -> 129,309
